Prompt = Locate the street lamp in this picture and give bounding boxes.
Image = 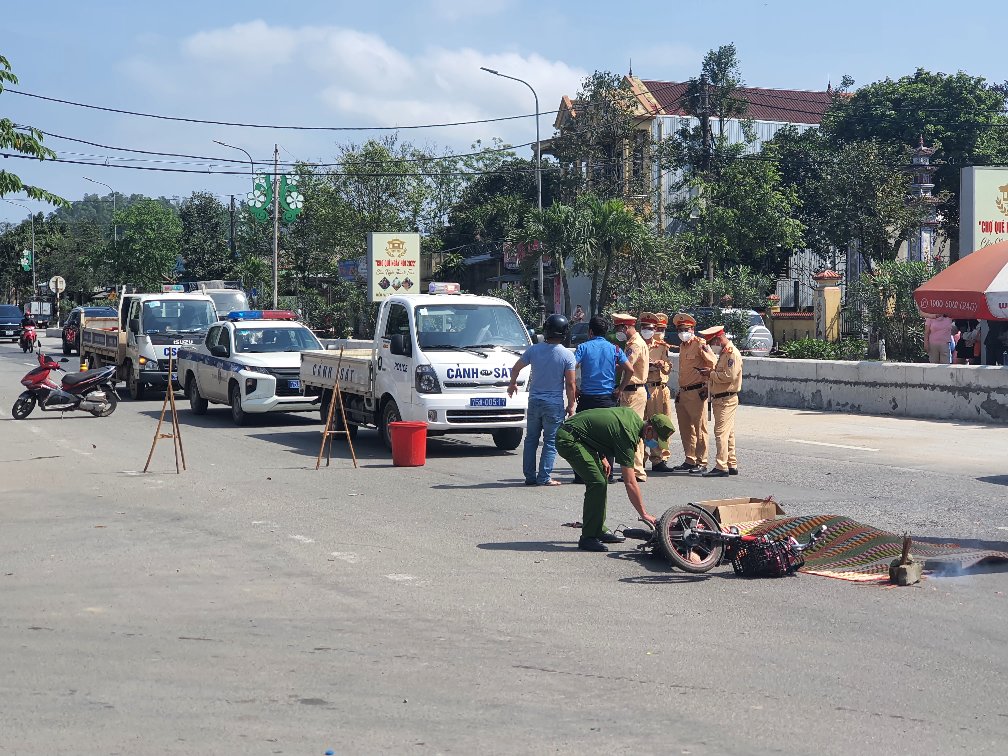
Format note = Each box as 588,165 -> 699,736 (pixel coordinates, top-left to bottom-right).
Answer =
83,176 -> 117,253
213,139 -> 255,179
480,66 -> 545,325
2,198 -> 36,302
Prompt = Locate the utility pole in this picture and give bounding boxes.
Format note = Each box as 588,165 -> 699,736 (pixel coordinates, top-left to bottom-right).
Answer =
699,74 -> 714,307
229,195 -> 237,259
272,144 -> 280,309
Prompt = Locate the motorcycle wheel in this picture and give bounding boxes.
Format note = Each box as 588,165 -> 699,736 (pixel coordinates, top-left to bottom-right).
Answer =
655,505 -> 725,574
12,395 -> 37,419
90,387 -> 118,417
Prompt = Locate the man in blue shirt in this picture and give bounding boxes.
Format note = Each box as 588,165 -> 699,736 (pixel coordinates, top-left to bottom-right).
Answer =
572,315 -> 634,484
508,314 -> 577,486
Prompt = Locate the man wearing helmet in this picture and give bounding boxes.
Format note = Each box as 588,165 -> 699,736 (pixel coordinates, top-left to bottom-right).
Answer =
508,314 -> 577,486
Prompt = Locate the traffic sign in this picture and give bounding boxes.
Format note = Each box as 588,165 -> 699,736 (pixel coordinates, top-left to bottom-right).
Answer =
49,275 -> 66,294
20,249 -> 31,272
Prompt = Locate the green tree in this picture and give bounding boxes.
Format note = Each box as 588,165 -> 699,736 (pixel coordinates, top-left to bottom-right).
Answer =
111,199 -> 182,291
0,54 -> 64,205
178,192 -> 230,280
822,68 -> 1008,257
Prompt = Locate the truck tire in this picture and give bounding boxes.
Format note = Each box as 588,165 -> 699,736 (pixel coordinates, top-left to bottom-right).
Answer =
320,390 -> 358,440
125,364 -> 146,401
492,428 -> 523,451
187,375 -> 208,415
379,399 -> 401,451
229,382 -> 247,426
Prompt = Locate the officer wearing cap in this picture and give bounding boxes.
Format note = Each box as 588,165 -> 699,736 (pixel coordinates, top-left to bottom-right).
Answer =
697,325 -> 742,477
640,312 -> 673,473
670,312 -> 716,474
611,312 -> 650,482
555,408 -> 675,552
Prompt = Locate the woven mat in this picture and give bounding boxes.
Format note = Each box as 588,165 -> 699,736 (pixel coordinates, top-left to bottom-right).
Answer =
736,515 -> 1008,583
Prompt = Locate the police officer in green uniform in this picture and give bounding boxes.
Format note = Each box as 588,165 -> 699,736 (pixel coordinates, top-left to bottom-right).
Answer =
555,407 -> 675,552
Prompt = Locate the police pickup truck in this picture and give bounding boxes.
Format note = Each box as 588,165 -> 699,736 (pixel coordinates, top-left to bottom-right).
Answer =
300,283 -> 531,450
176,310 -> 324,425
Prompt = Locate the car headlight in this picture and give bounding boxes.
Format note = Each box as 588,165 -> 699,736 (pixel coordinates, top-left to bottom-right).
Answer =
139,356 -> 159,371
415,364 -> 441,394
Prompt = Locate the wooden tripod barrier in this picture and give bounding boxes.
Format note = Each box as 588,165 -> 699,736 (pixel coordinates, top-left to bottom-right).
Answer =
143,352 -> 186,473
316,345 -> 359,470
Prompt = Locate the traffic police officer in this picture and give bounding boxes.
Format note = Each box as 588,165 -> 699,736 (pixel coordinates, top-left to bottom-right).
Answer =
697,325 -> 742,477
670,312 -> 716,474
611,312 -> 649,482
555,408 -> 675,552
641,312 -> 673,472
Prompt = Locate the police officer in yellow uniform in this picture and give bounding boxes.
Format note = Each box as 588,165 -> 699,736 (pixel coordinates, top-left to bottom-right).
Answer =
611,312 -> 649,482
670,313 -> 716,474
641,312 -> 673,473
697,325 -> 742,477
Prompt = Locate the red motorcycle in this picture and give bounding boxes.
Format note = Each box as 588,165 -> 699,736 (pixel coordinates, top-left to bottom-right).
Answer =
11,352 -> 119,419
19,324 -> 37,353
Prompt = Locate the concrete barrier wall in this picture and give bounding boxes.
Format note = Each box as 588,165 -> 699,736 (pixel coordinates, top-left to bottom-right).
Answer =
670,355 -> 1008,425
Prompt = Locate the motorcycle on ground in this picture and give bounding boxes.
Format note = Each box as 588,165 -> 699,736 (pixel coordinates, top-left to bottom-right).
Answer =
19,324 -> 37,353
11,352 -> 119,419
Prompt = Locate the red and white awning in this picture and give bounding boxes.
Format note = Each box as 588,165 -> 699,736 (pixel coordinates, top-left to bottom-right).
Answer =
914,240 -> 1008,320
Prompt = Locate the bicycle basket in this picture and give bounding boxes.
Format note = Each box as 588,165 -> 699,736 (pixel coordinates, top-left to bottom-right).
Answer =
731,536 -> 804,578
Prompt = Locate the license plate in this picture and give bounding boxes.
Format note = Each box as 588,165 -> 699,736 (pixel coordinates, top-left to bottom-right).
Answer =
288,380 -> 301,390
470,397 -> 505,407
3,330 -> 12,335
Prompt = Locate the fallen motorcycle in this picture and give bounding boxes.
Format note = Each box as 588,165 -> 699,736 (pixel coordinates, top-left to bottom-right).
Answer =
621,503 -> 827,575
11,352 -> 119,419
19,324 -> 37,353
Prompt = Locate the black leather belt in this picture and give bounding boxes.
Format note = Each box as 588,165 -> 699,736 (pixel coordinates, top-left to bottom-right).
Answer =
682,382 -> 704,391
622,384 -> 643,391
648,381 -> 666,387
712,390 -> 738,399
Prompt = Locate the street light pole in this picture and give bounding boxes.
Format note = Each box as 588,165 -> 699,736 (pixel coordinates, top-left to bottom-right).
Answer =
480,66 -> 545,325
213,139 -> 255,180
3,198 -> 35,301
83,176 -> 117,254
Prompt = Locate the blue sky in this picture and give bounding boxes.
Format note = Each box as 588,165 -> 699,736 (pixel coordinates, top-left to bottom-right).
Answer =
1,0 -> 1002,224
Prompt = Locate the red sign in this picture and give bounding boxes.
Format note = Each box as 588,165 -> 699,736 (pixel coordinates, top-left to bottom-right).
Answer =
502,241 -> 551,271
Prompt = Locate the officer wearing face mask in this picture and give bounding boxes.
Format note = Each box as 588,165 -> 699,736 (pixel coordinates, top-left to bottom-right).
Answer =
611,312 -> 649,482
640,312 -> 673,472
696,325 -> 742,477
670,312 -> 716,474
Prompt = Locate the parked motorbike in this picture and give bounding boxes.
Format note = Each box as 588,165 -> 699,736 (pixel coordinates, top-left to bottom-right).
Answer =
11,352 -> 119,419
19,324 -> 37,353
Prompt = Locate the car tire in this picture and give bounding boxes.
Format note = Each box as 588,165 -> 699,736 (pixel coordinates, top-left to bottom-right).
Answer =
379,399 -> 401,451
188,375 -> 208,415
126,364 -> 146,401
229,383 -> 247,426
492,428 -> 523,451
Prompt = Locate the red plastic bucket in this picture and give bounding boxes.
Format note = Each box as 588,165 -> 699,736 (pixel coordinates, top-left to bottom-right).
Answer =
389,421 -> 427,466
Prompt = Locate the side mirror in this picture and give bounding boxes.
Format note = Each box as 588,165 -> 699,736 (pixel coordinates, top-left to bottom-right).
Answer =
210,344 -> 229,358
390,333 -> 411,356
129,319 -> 140,334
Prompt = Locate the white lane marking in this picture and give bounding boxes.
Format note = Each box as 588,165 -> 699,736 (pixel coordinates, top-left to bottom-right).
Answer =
289,534 -> 315,544
330,552 -> 359,564
386,574 -> 416,582
788,439 -> 879,452
252,520 -> 278,527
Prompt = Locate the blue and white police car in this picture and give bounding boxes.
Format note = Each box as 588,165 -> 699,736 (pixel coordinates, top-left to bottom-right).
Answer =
176,310 -> 324,425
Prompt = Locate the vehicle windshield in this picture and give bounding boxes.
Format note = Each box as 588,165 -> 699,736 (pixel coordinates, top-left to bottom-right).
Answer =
749,312 -> 766,328
209,291 -> 249,316
142,299 -> 216,334
83,308 -> 116,317
0,305 -> 22,318
414,303 -> 531,350
234,326 -> 321,353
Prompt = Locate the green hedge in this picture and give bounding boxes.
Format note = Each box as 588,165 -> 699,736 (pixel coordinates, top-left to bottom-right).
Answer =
779,337 -> 868,361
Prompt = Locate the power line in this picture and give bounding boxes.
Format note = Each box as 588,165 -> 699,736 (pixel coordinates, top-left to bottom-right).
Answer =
5,87 -> 545,131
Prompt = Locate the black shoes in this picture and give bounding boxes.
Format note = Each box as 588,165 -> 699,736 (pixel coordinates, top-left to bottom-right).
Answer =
578,536 -> 609,552
599,531 -> 626,544
671,462 -> 694,474
652,461 -> 672,473
688,465 -> 707,475
703,467 -> 729,477
728,467 -> 739,476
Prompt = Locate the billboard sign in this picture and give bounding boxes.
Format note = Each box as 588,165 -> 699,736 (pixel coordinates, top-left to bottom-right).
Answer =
960,167 -> 1008,256
367,232 -> 420,302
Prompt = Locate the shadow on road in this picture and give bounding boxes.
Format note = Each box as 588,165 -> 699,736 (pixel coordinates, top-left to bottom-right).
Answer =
976,475 -> 1008,487
477,540 -> 575,553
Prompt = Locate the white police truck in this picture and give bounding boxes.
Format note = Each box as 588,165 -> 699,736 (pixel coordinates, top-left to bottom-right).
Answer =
176,310 -> 324,425
300,284 -> 532,450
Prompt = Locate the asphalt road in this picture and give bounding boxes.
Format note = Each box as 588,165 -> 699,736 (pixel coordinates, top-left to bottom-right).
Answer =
2,335 -> 1007,755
